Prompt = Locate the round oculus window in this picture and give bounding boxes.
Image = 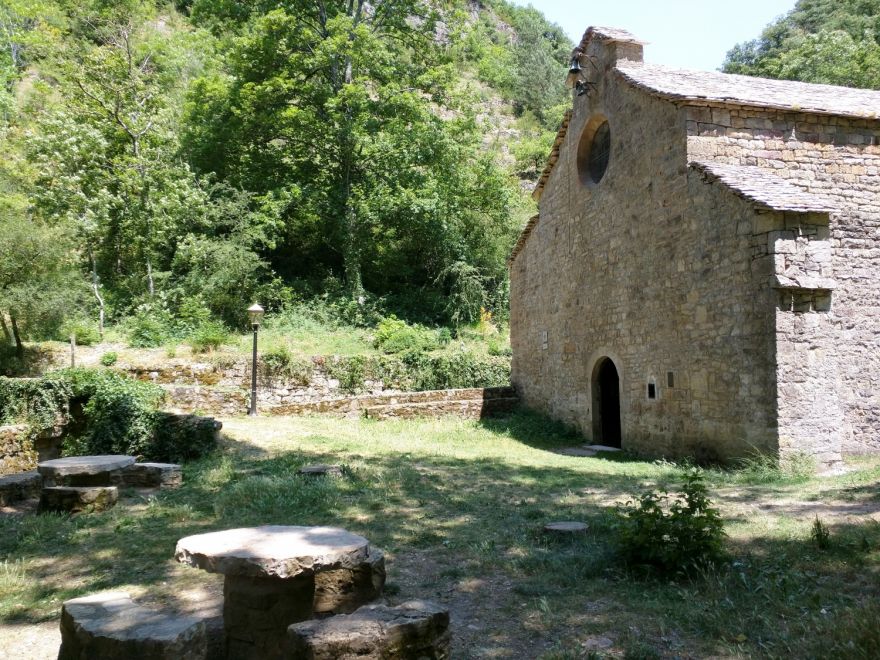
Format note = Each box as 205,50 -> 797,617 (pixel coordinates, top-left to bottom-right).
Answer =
587,121 -> 611,183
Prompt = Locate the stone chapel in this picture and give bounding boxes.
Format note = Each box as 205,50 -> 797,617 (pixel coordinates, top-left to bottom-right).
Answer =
508,26 -> 880,466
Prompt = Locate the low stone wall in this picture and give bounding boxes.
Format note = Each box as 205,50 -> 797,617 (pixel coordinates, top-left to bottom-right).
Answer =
0,425 -> 37,476
162,385 -> 519,420
127,360 -> 394,405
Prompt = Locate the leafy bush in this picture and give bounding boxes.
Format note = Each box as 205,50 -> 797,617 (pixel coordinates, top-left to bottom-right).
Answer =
189,321 -> 230,353
0,374 -> 72,429
127,313 -> 170,348
1,369 -> 217,462
329,355 -> 368,394
100,352 -> 118,366
615,470 -> 726,575
260,345 -> 313,386
373,316 -> 439,354
59,318 -> 101,346
404,350 -> 510,391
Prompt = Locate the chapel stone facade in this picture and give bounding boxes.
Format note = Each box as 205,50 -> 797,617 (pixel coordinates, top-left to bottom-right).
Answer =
509,26 -> 880,466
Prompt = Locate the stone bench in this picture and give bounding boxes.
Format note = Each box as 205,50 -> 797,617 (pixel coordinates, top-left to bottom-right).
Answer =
0,470 -> 42,506
39,486 -> 118,513
122,462 -> 183,488
287,600 -> 451,659
59,591 -> 206,660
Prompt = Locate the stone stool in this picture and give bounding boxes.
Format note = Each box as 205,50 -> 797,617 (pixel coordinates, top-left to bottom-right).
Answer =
122,462 -> 183,488
287,600 -> 451,659
176,525 -> 382,660
58,591 -> 206,660
0,471 -> 42,506
39,486 -> 118,513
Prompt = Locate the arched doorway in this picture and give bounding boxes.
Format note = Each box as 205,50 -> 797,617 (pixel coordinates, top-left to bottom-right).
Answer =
592,357 -> 621,448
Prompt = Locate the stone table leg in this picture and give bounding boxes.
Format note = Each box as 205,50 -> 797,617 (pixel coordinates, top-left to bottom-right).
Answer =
222,574 -> 314,660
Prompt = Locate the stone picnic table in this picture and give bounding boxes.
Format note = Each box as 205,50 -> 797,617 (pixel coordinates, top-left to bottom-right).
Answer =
37,455 -> 136,513
175,525 -> 385,659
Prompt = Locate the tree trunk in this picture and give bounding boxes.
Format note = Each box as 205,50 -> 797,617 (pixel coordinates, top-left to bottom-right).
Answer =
0,314 -> 11,345
338,58 -> 363,299
10,315 -> 24,358
88,248 -> 105,339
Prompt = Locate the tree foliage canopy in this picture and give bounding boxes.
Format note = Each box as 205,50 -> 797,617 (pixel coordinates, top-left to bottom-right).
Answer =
723,0 -> 880,88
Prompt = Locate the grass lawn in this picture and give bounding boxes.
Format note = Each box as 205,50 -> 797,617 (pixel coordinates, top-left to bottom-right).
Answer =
1,411 -> 879,658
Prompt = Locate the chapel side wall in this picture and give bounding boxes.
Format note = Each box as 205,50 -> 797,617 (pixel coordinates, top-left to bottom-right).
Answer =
511,73 -> 779,460
689,109 -> 880,454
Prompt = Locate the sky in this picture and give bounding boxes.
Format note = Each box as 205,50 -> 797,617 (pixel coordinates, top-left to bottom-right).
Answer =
508,0 -> 798,71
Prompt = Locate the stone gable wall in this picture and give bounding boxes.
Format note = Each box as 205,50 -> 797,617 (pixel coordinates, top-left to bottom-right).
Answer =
510,59 -> 783,461
687,107 -> 880,454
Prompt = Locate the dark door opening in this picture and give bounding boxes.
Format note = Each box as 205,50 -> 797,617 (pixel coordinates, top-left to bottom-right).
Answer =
593,358 -> 621,448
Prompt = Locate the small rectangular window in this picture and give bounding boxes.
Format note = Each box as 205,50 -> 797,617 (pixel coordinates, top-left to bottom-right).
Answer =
647,383 -> 656,399
667,372 -> 675,388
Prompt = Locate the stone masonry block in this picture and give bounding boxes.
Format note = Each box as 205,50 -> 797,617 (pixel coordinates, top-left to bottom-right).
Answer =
58,591 -> 206,660
287,600 -> 451,660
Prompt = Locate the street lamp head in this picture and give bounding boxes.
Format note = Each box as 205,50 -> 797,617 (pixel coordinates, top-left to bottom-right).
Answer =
247,303 -> 265,328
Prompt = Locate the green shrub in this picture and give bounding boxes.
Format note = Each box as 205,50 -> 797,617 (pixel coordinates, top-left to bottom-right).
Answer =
811,516 -> 832,550
128,314 -> 169,348
189,321 -> 230,353
404,350 -> 510,390
99,352 -> 118,367
373,316 -> 438,354
1,370 -> 217,463
0,374 -> 71,429
615,470 -> 726,575
149,412 -> 219,463
260,345 -> 312,386
329,355 -> 368,394
487,337 -> 512,356
59,318 -> 101,346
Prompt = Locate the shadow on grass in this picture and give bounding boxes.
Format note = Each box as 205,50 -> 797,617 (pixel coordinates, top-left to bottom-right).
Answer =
2,411 -> 879,659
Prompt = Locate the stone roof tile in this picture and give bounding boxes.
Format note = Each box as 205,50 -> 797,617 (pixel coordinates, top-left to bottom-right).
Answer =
617,60 -> 880,119
533,110 -> 572,202
508,214 -> 540,266
690,160 -> 835,213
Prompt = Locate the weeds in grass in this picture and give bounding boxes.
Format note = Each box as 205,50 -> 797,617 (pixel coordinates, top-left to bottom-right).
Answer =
811,516 -> 832,549
726,449 -> 815,485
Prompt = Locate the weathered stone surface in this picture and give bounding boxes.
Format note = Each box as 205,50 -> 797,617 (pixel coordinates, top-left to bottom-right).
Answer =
554,447 -> 597,457
313,547 -> 386,614
584,445 -> 622,453
0,470 -> 42,505
287,600 -> 451,660
175,526 -> 371,579
223,574 -> 315,660
299,464 -> 343,477
543,521 -> 589,534
39,486 -> 118,513
38,455 -> 135,487
123,462 -> 183,488
0,424 -> 37,476
58,591 -> 206,660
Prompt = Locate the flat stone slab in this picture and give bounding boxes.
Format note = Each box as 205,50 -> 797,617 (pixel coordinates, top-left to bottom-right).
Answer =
554,447 -> 597,457
59,591 -> 206,660
0,470 -> 42,506
585,445 -> 622,452
299,464 -> 344,477
39,486 -> 119,513
288,600 -> 451,659
38,455 -> 135,478
175,525 -> 371,579
544,521 -> 589,534
123,462 -> 183,488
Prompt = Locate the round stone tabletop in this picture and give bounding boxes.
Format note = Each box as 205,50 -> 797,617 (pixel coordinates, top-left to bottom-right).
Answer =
175,525 -> 371,579
37,455 -> 135,477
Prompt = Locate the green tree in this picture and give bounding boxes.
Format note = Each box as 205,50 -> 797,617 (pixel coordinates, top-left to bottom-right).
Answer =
724,0 -> 880,89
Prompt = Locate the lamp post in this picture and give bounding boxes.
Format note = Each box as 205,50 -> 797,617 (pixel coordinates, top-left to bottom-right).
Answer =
247,303 -> 264,417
